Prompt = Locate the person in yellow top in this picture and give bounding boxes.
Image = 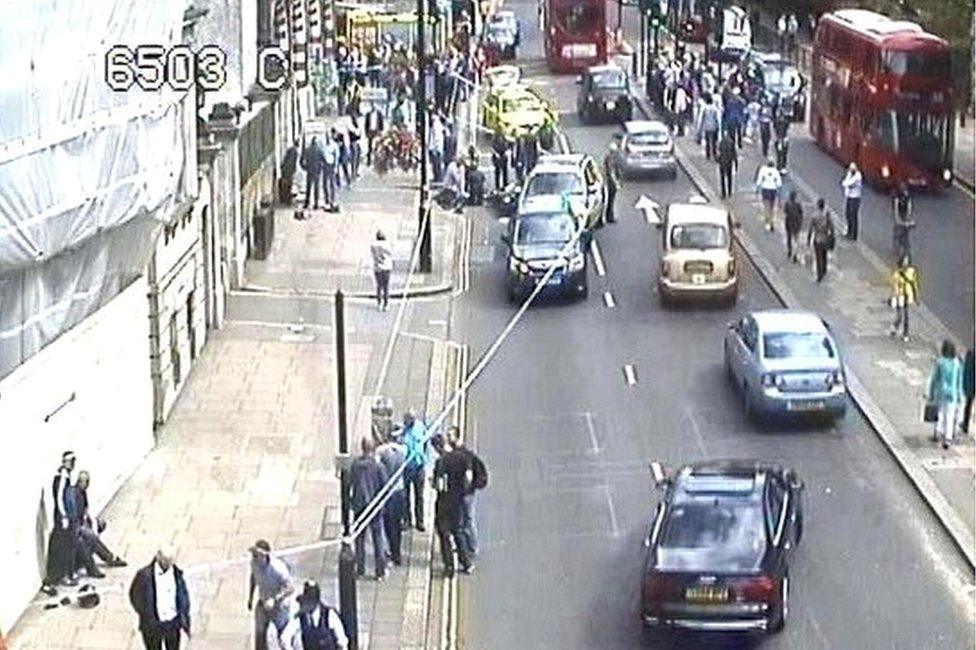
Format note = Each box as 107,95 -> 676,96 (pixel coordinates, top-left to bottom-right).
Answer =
889,254 -> 919,342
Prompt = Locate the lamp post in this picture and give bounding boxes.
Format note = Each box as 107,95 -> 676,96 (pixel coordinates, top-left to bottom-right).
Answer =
417,0 -> 432,273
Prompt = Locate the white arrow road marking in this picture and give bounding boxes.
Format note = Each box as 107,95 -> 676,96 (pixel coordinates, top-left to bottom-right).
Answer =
635,194 -> 661,225
591,240 -> 606,276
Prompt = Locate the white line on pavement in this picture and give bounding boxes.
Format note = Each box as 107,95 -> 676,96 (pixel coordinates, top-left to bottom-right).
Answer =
603,291 -> 616,308
590,240 -> 606,276
584,411 -> 601,454
623,364 -> 637,386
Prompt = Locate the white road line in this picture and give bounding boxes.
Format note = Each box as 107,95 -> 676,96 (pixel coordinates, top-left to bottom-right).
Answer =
807,613 -> 830,649
623,364 -> 637,386
603,291 -> 616,308
428,319 -> 448,327
684,406 -> 708,456
604,482 -> 620,537
590,240 -> 606,276
226,319 -> 333,331
399,331 -> 443,344
583,411 -> 601,454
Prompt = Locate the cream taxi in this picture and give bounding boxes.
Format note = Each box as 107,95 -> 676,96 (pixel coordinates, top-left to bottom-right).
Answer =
657,201 -> 738,306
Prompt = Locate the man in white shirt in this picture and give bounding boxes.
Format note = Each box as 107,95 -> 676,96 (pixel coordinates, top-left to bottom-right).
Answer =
841,162 -> 862,240
442,157 -> 467,214
755,158 -> 784,231
128,546 -> 191,649
296,580 -> 349,649
429,115 -> 446,182
370,230 -> 394,311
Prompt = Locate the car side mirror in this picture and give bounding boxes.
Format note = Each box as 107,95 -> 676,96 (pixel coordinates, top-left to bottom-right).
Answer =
649,461 -> 670,489
500,233 -> 511,245
575,76 -> 583,85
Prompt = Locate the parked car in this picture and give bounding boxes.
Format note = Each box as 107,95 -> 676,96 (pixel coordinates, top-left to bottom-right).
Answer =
657,202 -> 737,306
577,65 -> 633,123
519,153 -> 607,230
641,460 -> 804,634
501,195 -> 590,302
724,310 -> 848,420
606,120 -> 677,179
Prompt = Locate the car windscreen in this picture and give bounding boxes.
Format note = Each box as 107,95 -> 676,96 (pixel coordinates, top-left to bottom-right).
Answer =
669,223 -> 727,249
592,69 -> 627,89
514,214 -> 576,244
629,131 -> 670,146
502,96 -> 539,113
525,172 -> 583,197
762,332 -> 835,359
659,498 -> 766,571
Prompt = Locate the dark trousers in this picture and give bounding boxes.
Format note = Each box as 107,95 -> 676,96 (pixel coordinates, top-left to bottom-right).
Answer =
430,151 -> 444,183
323,166 -> 337,207
140,620 -> 182,650
786,229 -> 799,260
814,244 -> 828,281
703,130 -> 718,160
459,494 -> 478,555
44,525 -> 74,585
725,123 -> 742,148
719,164 -> 734,198
760,125 -> 771,157
278,176 -> 293,205
305,169 -> 322,208
404,467 -> 425,525
366,134 -> 378,165
963,396 -> 974,433
493,155 -> 508,190
845,197 -> 860,239
436,514 -> 471,573
383,490 -> 405,564
354,515 -> 387,578
374,270 -> 390,307
606,185 -> 616,222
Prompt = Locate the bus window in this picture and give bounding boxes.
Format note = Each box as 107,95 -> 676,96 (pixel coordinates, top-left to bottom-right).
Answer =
894,110 -> 951,170
561,4 -> 600,36
882,51 -> 951,77
877,111 -> 897,152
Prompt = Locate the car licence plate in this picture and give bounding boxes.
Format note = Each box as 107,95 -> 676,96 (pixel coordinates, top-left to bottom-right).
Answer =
692,274 -> 706,284
546,275 -> 562,285
788,399 -> 825,411
685,586 -> 730,603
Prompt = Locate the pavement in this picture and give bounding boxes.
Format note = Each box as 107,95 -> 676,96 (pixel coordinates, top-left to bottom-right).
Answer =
6,120 -> 465,648
456,0 -> 974,647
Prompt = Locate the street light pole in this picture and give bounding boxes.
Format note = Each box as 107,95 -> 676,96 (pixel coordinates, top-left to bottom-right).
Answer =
417,0 -> 433,273
334,290 -> 359,650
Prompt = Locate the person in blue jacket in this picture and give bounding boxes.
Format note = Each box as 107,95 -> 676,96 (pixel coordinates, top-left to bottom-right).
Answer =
927,340 -> 964,449
722,87 -> 746,148
401,409 -> 430,531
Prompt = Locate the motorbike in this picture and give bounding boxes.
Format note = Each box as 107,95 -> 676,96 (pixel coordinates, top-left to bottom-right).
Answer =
488,181 -> 521,217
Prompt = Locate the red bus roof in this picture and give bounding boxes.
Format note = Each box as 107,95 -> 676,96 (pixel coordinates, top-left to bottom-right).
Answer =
820,9 -> 947,49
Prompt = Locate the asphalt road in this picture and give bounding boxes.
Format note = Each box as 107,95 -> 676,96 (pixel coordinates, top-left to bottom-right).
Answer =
452,1 -> 975,648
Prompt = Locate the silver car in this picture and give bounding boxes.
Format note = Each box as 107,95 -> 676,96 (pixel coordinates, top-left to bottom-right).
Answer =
607,120 -> 677,179
724,310 -> 847,420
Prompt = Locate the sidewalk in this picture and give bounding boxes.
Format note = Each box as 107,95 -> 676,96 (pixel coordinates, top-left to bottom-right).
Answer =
631,90 -> 976,567
7,138 -> 461,648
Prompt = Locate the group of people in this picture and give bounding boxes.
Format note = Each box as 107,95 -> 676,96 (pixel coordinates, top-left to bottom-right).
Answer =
42,451 -> 127,597
282,122 -> 364,214
349,410 -> 488,581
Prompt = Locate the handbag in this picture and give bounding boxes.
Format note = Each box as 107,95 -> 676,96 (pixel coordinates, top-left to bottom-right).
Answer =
923,401 -> 938,423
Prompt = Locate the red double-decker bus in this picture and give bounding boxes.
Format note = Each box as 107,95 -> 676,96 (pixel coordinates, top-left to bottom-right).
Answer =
809,9 -> 954,189
542,0 -> 608,73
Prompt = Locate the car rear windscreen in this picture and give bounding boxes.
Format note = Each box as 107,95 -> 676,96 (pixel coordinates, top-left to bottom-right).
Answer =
762,332 -> 835,359
658,498 -> 766,572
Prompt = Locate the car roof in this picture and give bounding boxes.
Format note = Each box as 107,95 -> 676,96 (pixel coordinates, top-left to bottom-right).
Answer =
666,203 -> 727,225
750,309 -> 827,333
535,153 -> 587,168
623,120 -> 669,135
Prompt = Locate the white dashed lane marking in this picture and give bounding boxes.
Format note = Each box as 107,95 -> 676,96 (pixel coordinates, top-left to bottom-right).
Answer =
623,364 -> 637,386
603,291 -> 616,308
590,240 -> 606,276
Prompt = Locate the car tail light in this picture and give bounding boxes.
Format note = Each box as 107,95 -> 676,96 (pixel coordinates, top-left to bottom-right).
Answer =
734,575 -> 777,603
644,573 -> 682,603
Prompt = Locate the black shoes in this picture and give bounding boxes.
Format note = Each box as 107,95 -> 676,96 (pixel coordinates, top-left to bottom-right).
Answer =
460,564 -> 475,575
107,557 -> 128,568
415,523 -> 426,532
87,569 -> 106,579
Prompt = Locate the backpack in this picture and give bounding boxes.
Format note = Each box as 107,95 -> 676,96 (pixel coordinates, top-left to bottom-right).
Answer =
470,452 -> 488,490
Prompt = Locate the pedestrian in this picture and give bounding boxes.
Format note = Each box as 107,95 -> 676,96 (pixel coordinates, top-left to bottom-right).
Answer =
716,130 -> 737,199
431,435 -> 474,578
349,437 -> 389,581
892,183 -> 913,256
296,580 -> 349,649
323,132 -> 340,212
42,450 -> 77,595
758,100 -> 773,158
755,158 -> 783,231
697,93 -> 721,160
348,116 -> 363,179
888,254 -> 919,342
280,139 -> 300,205
248,539 -> 295,650
429,114 -> 446,182
463,145 -> 485,206
722,87 -> 745,147
602,151 -> 619,224
444,118 -> 458,168
376,432 -> 407,566
491,132 -> 510,191
335,128 -> 351,187
447,427 -> 488,557
927,340 -> 964,449
128,547 -> 191,650
370,231 -> 393,312
745,96 -> 760,141
401,410 -> 430,531
807,198 -> 835,282
962,349 -> 975,436
301,137 -> 325,211
841,162 -> 862,240
671,84 -> 689,136
783,191 -> 803,262
364,104 -> 384,166
264,600 -> 301,650
442,156 -> 467,214
775,133 -> 790,173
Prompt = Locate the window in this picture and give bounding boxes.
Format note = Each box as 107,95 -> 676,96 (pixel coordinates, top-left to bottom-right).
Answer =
525,172 -> 583,196
514,214 -> 575,244
893,110 -> 951,171
669,223 -> 728,249
882,51 -> 951,78
559,3 -> 600,36
762,332 -> 835,359
629,131 -> 670,146
658,498 -> 766,571
765,477 -> 786,539
741,318 -> 757,352
591,69 -> 627,89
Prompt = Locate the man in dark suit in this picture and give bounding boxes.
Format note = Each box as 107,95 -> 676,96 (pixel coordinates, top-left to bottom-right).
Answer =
128,547 -> 191,650
279,139 -> 299,205
365,104 -> 385,166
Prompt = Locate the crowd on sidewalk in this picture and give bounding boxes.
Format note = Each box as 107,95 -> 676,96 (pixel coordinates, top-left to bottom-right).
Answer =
644,45 -> 976,449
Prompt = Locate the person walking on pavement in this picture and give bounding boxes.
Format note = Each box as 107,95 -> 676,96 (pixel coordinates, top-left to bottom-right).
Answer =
431,435 -> 474,578
128,547 -> 191,650
841,162 -> 862,240
927,340 -> 964,449
301,137 -> 326,211
698,93 -> 722,160
376,432 -> 407,566
602,151 -> 619,224
491,132 -> 510,191
717,130 -> 737,199
758,100 -> 773,158
296,580 -> 349,649
755,158 -> 783,231
807,198 -> 835,282
783,191 -> 803,263
349,437 -> 389,581
42,451 -> 78,595
447,427 -> 488,557
888,254 -> 919,342
322,133 -> 340,212
671,84 -> 689,136
348,116 -> 363,179
892,183 -> 914,257
248,539 -> 295,650
745,96 -> 760,142
365,104 -> 385,166
335,128 -> 351,188
370,231 -> 393,311
280,139 -> 300,205
429,114 -> 446,183
401,410 -> 430,531
722,87 -> 745,147
962,349 -> 975,436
